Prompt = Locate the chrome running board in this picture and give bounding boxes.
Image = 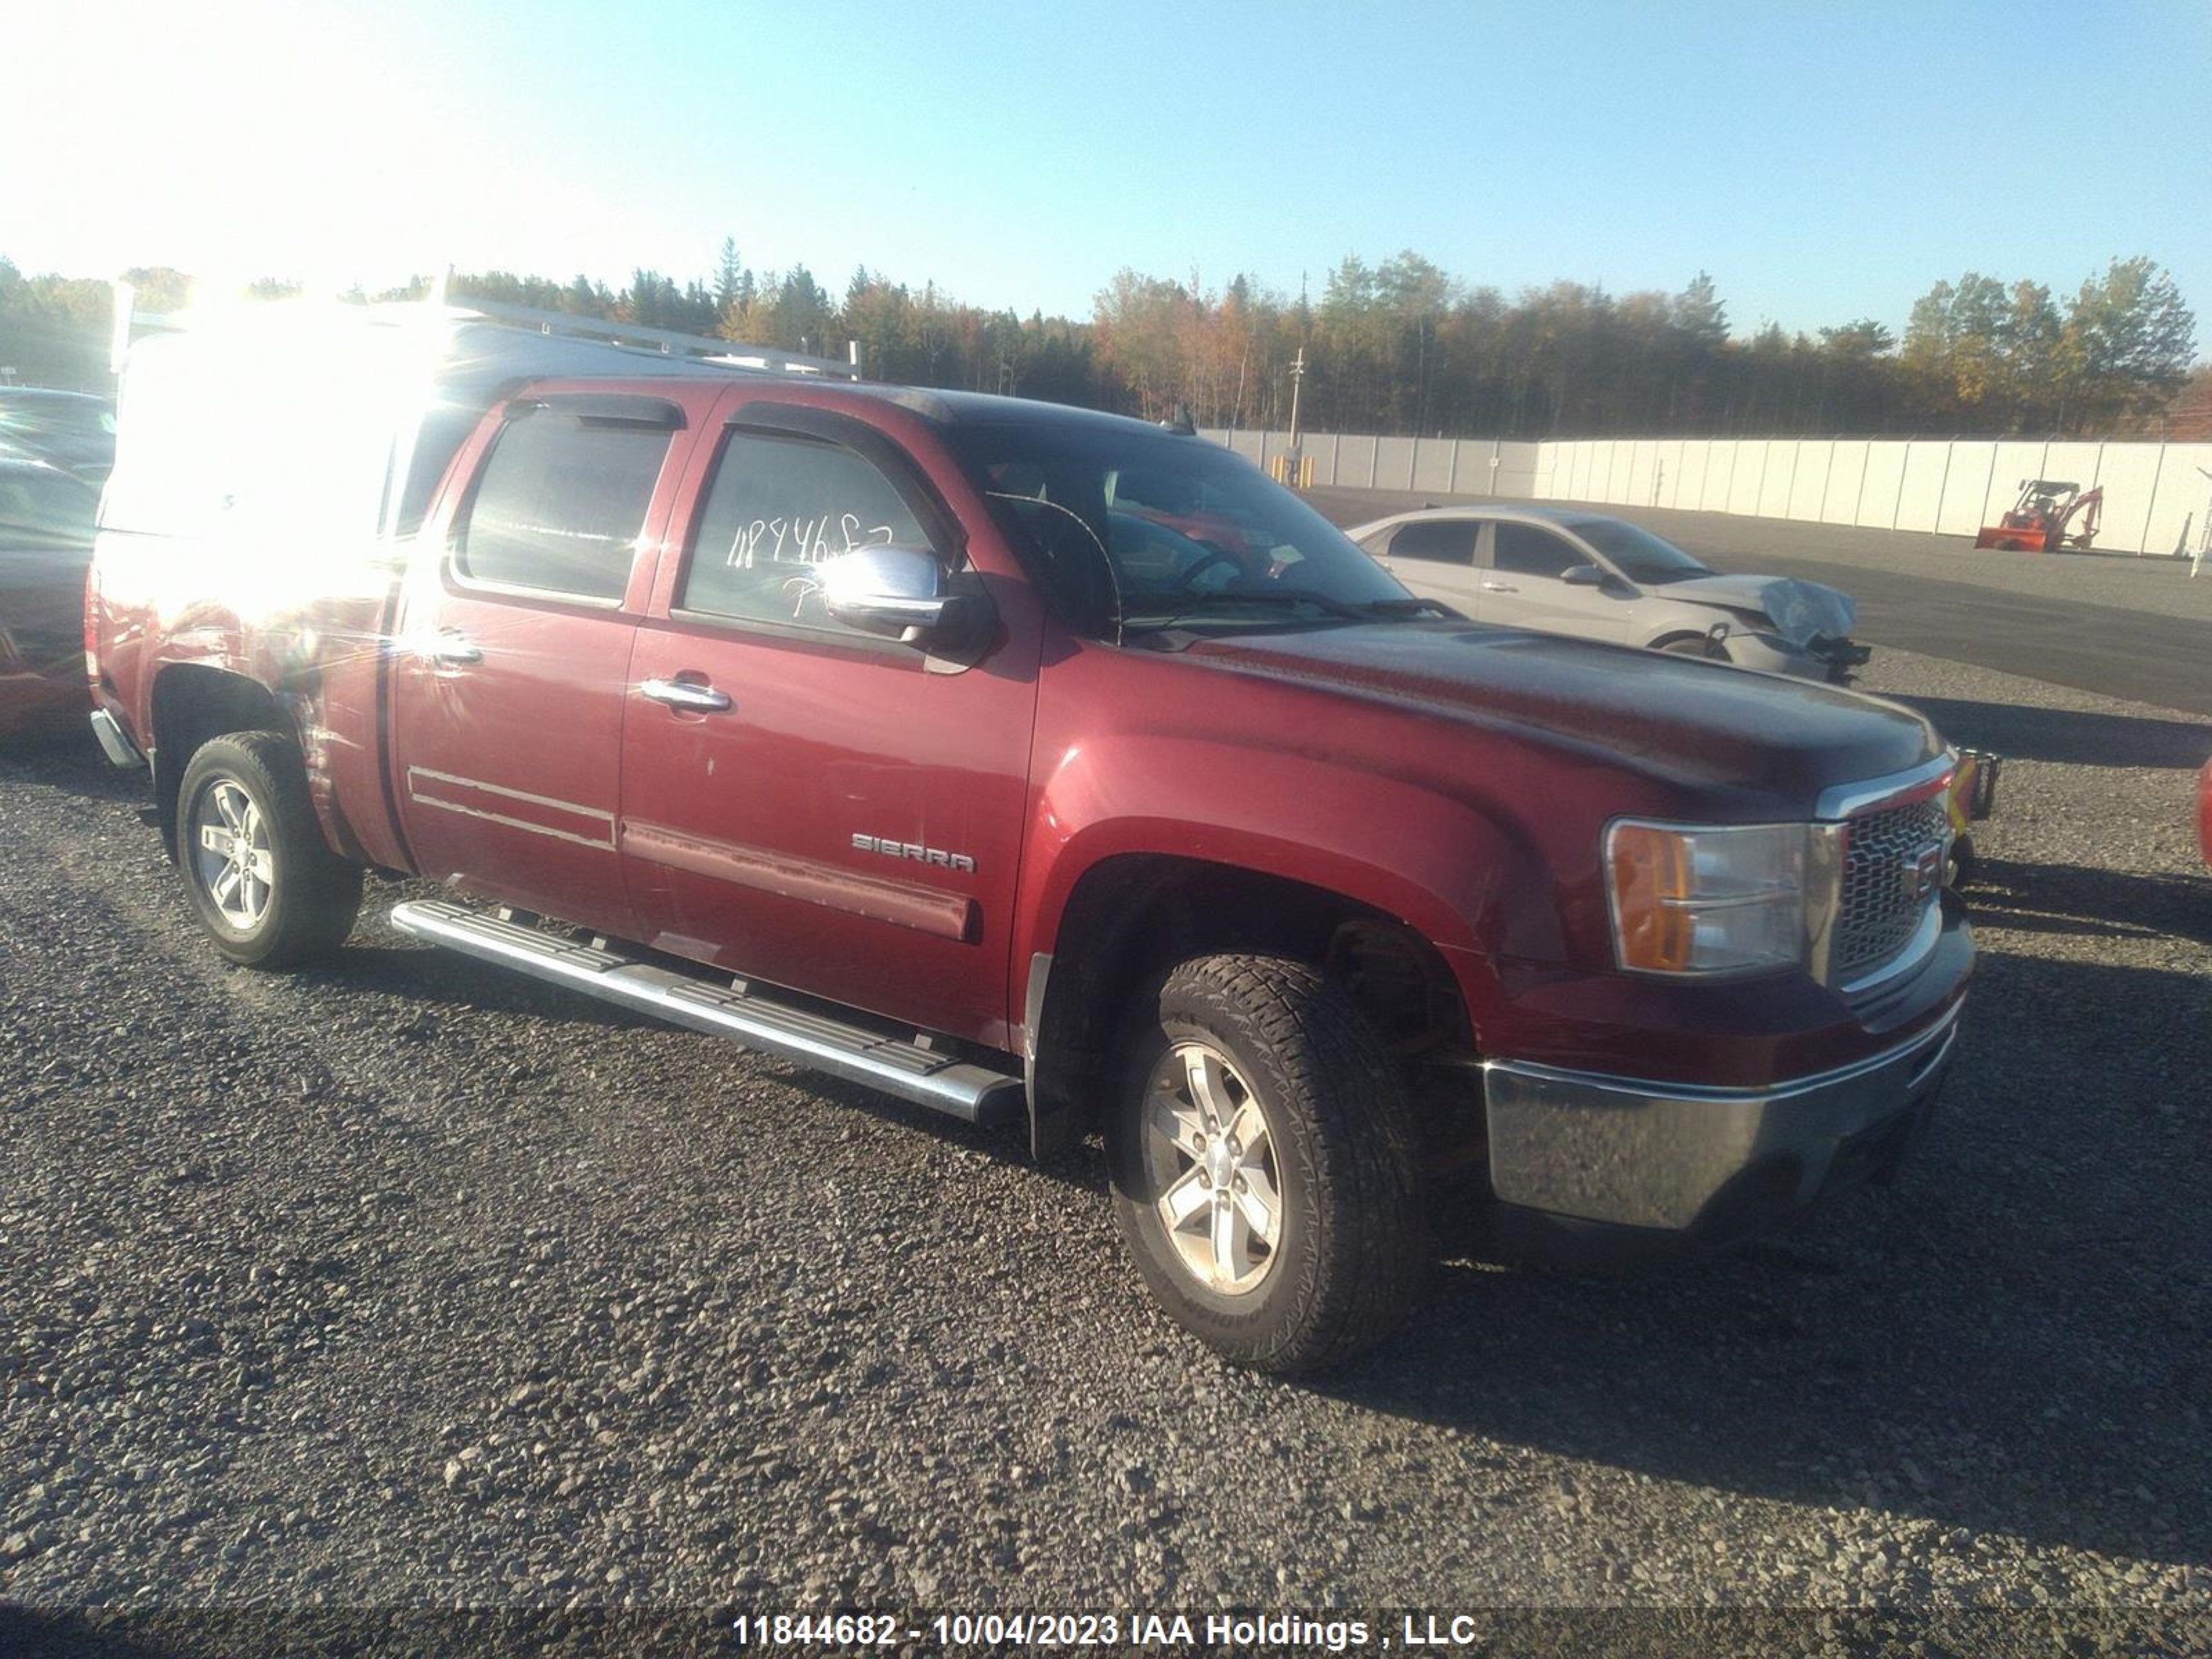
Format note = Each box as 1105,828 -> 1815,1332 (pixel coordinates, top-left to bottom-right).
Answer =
388,899 -> 1024,1126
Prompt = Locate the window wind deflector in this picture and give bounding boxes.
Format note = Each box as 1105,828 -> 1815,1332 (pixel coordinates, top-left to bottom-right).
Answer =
504,394 -> 686,430
722,401 -> 966,562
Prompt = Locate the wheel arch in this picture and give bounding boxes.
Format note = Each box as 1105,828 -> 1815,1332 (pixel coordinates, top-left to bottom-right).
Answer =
1023,851 -> 1486,1159
147,664 -> 300,859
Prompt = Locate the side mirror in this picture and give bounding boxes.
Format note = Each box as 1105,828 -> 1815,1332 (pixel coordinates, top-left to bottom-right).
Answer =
1560,563 -> 1606,586
821,545 -> 975,648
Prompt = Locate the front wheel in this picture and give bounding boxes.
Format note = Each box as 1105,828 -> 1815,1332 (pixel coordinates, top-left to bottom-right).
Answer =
176,731 -> 362,968
1106,955 -> 1426,1373
1659,633 -> 1731,663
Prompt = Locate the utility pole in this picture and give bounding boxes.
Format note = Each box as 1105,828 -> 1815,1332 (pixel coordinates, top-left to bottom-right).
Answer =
1288,346 -> 1307,447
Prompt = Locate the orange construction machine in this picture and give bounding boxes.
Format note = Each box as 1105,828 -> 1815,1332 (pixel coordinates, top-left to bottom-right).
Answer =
1974,478 -> 2103,552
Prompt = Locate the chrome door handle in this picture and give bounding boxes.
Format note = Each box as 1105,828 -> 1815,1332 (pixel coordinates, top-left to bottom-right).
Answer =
1480,581 -> 1517,593
419,631 -> 482,664
641,677 -> 733,713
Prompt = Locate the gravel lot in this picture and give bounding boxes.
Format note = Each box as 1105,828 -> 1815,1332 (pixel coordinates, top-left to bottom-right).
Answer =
3,641 -> 2210,1653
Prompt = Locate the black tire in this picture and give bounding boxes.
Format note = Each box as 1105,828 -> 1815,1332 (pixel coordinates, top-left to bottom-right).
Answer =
1947,833 -> 1978,890
1658,632 -> 1730,662
1105,954 -> 1425,1374
175,731 -> 362,968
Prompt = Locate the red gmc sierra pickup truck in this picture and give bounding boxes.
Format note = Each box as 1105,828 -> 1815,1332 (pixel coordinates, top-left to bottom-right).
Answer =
84,303 -> 1972,1371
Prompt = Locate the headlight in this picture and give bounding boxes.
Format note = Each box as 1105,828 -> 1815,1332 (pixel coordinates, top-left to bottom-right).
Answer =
1606,820 -> 1837,977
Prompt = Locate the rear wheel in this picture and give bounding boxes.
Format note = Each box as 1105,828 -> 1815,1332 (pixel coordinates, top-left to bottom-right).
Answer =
1105,954 -> 1425,1373
176,731 -> 362,968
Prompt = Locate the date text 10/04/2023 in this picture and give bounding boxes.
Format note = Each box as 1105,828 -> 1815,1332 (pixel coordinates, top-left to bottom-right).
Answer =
733,1612 -> 1521,1650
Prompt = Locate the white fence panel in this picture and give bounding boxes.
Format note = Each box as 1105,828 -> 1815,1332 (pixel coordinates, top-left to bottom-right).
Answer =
2092,444 -> 2160,551
1375,437 -> 1416,491
1624,440 -> 1657,507
1338,434 -> 1378,487
1496,442 -> 1539,498
1532,442 -> 1562,497
1857,443 -> 1909,527
1787,440 -> 1831,519
1983,442 -> 2047,529
1820,441 -> 1868,523
1605,440 -> 1631,503
1700,442 -> 1736,512
1412,438 -> 1456,494
1936,442 -> 1999,536
2043,442 -> 2104,494
1569,440 -> 1597,500
1612,439 -> 1639,504
1451,440 -> 1490,496
2145,442 -> 2212,559
1674,440 -> 1709,511
1894,442 -> 1949,532
1756,442 -> 1798,518
1726,442 -> 1767,516
1306,433 -> 1341,488
1228,431 -> 1264,464
1596,439 -> 1620,501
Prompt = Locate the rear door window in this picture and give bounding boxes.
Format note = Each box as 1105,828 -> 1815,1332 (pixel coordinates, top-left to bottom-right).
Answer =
1386,519 -> 1478,565
452,411 -> 673,601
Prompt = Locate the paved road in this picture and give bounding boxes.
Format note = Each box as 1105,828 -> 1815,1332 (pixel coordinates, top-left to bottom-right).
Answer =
1311,489 -> 2212,718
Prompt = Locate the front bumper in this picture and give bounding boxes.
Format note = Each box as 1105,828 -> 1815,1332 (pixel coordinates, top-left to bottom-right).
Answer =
1721,628 -> 1872,684
1483,997 -> 1962,1266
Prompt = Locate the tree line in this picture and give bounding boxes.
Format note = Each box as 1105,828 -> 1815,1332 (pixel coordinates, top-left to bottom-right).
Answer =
1,241 -> 2196,441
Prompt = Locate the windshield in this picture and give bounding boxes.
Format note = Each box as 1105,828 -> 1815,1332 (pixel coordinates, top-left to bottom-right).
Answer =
948,422 -> 1416,634
1566,517 -> 1711,584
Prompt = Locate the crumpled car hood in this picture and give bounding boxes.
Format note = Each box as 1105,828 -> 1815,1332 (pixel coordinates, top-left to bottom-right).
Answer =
1660,573 -> 1857,646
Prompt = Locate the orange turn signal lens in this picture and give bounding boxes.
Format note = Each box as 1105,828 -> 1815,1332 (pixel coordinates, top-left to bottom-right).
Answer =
1605,819 -> 1812,976
1609,823 -> 1696,971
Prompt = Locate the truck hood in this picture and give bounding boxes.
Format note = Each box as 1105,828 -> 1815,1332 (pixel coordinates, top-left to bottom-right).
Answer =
1181,621 -> 1936,806
1657,573 -> 1857,646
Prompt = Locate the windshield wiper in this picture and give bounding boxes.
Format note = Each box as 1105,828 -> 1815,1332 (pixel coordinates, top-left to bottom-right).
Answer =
1348,596 -> 1460,619
1121,590 -> 1375,629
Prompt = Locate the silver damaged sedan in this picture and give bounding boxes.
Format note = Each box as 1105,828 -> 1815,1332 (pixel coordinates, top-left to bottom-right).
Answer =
1346,505 -> 1871,682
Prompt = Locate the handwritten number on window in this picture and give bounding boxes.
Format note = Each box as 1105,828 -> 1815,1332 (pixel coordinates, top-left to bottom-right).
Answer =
726,511 -> 897,569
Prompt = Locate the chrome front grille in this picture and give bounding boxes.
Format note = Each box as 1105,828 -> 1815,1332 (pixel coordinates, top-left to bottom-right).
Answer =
1835,796 -> 1949,980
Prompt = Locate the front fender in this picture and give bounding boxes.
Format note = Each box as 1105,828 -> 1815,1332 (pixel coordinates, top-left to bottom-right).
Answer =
1013,731 -> 1564,1027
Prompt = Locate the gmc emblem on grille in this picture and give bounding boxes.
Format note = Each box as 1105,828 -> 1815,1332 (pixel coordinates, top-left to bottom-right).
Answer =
1901,844 -> 1943,903
852,832 -> 976,874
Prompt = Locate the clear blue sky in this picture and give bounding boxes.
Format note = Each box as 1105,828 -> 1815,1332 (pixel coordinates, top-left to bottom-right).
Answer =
10,0 -> 2207,348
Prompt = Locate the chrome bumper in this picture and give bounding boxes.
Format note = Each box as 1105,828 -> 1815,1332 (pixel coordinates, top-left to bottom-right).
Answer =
89,709 -> 147,769
1483,1001 -> 1963,1233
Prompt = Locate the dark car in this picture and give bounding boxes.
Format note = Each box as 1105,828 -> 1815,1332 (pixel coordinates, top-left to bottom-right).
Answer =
0,387 -> 118,482
1,455 -> 100,737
